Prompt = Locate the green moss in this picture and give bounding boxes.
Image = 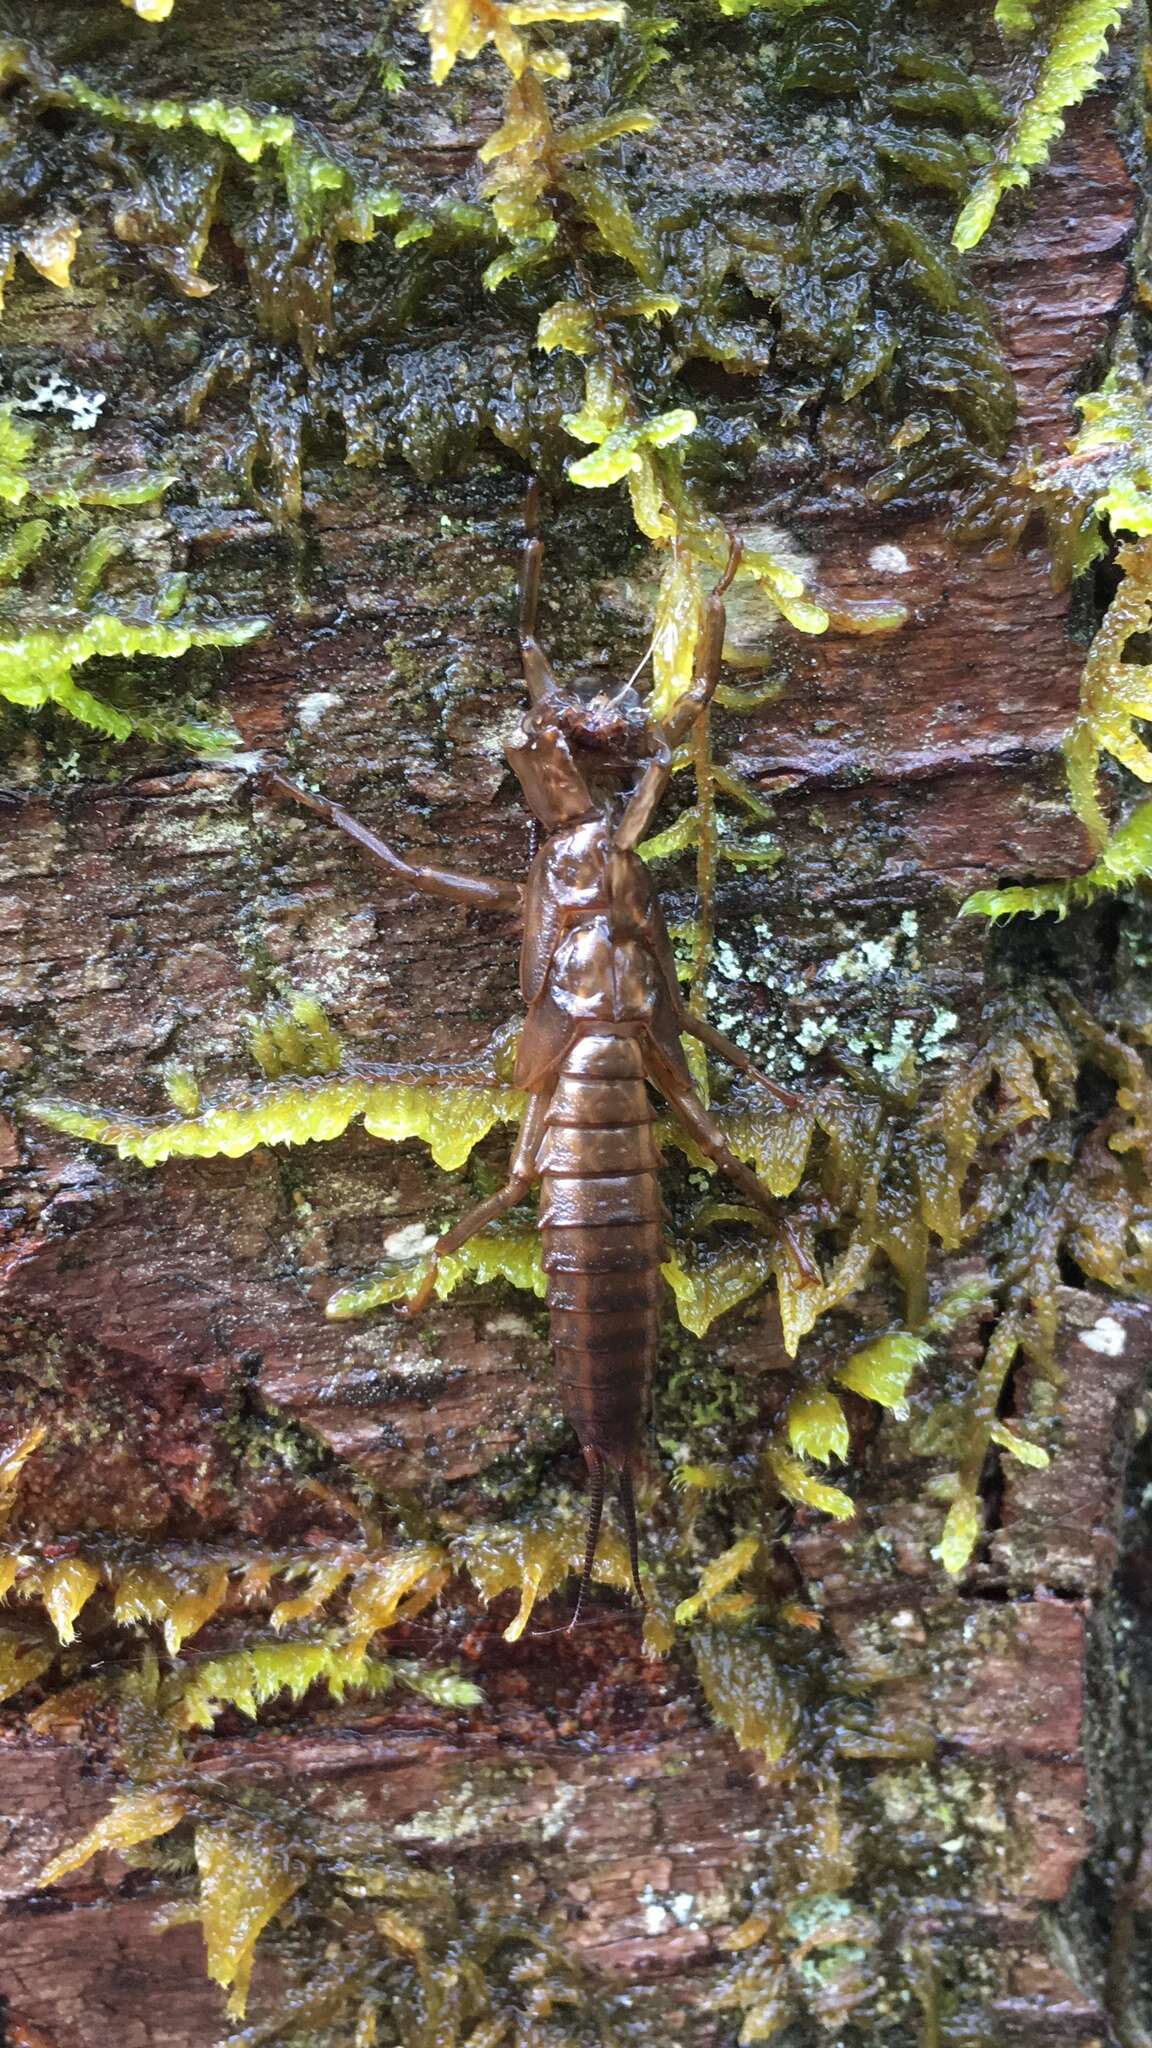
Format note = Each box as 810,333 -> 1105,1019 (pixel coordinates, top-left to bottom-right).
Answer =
64,80 -> 297,167
0,611 -> 261,745
36,1769 -> 615,2042
245,995 -> 344,1081
692,1624 -> 799,1765
962,798 -> 1152,920
172,1639 -> 479,1730
33,972 -> 1150,1580
0,406 -> 264,746
0,1628 -> 56,1704
1033,324 -> 1152,579
0,0 -> 1037,566
0,409 -> 37,506
455,1501 -> 638,1640
30,1060 -> 523,1174
954,0 -> 1132,250
327,1229 -> 546,1319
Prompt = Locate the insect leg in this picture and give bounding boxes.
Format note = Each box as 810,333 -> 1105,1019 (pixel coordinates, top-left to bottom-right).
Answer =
519,478 -> 559,706
660,534 -> 742,748
677,1010 -> 806,1111
259,767 -> 522,912
614,737 -> 673,852
400,1093 -> 546,1314
644,1040 -> 818,1283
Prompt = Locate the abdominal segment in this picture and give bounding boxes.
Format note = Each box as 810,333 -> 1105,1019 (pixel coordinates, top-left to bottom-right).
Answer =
537,1030 -> 663,1470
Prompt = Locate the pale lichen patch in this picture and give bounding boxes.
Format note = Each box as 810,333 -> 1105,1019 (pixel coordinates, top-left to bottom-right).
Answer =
1078,1314 -> 1127,1356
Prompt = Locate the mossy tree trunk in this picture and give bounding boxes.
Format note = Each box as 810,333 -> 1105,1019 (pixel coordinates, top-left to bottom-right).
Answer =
2,4 -> 1151,2045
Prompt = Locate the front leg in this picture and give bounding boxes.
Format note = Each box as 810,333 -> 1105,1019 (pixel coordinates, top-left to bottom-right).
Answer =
259,767 -> 522,913
644,1040 -> 817,1283
660,535 -> 742,749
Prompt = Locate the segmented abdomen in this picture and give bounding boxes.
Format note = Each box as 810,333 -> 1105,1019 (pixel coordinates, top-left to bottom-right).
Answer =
537,1030 -> 662,1469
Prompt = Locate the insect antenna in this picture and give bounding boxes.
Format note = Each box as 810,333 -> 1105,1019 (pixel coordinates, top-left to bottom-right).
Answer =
567,1454 -> 607,1632
621,640 -> 655,695
618,1469 -> 646,1612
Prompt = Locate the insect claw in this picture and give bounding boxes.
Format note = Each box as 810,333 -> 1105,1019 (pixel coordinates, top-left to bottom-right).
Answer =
395,1289 -> 429,1320
253,760 -> 300,804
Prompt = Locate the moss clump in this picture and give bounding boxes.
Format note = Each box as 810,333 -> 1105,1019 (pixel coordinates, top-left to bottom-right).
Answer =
0,1628 -> 56,1704
713,1887 -> 879,2043
963,330 -> 1152,922
39,1793 -> 301,2020
34,1071 -> 523,1174
0,1407 -> 452,1681
954,0 -> 1133,251
173,1639 -> 479,1730
30,992 -> 524,1171
327,1230 -> 546,1319
0,405 -> 264,746
3,47 -> 406,359
693,1623 -> 799,1767
37,1772 -> 615,2042
963,797 -> 1152,920
455,1500 -> 640,1640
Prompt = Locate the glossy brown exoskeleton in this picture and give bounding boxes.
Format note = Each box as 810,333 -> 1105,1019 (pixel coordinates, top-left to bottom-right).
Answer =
261,489 -> 810,1624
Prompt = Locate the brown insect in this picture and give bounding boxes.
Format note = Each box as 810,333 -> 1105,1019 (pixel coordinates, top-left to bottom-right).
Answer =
260,488 -> 811,1625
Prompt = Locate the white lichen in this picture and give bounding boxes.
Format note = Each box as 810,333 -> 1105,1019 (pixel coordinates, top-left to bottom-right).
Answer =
868,543 -> 912,575
296,691 -> 343,729
1078,1314 -> 1126,1356
12,369 -> 107,432
383,1222 -> 439,1260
